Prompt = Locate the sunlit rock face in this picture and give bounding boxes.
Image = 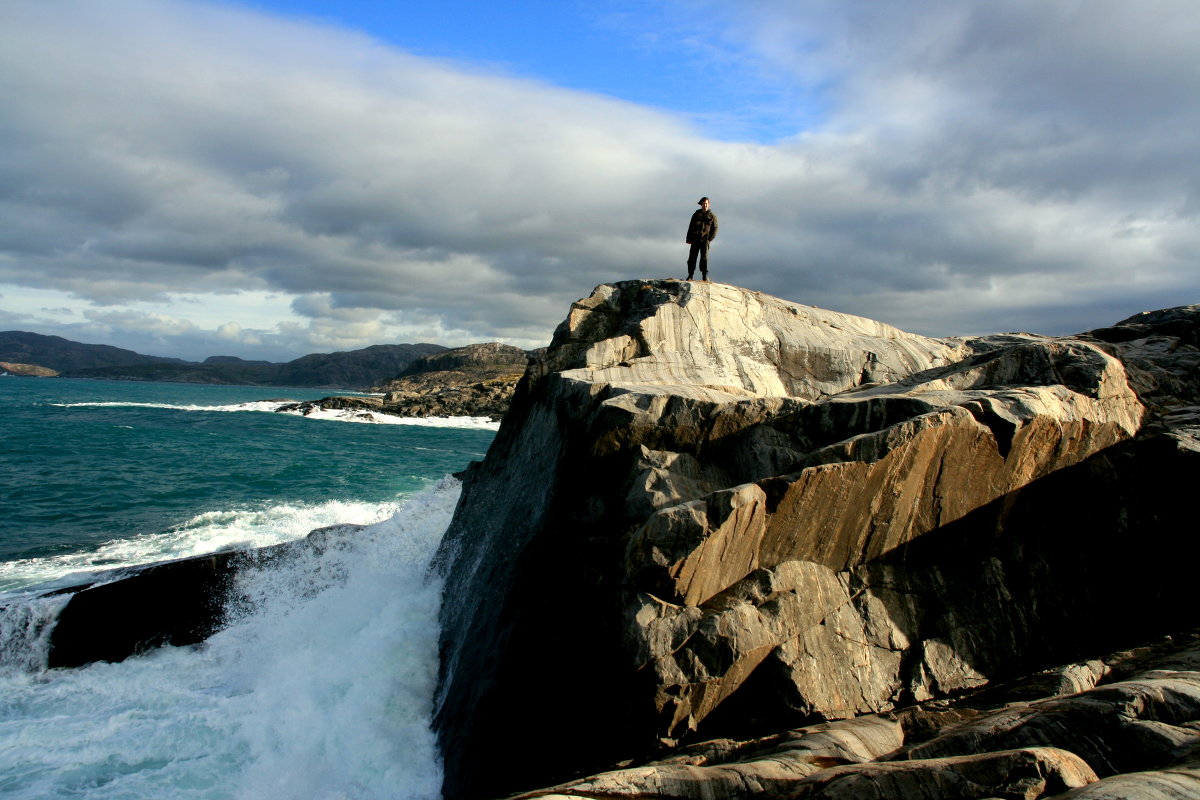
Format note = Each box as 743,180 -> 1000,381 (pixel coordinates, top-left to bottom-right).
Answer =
433,281 -> 1196,800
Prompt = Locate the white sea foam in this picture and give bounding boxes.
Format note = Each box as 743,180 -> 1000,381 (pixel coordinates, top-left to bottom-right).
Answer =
278,406 -> 501,430
52,400 -> 294,413
0,498 -> 402,594
55,400 -> 502,430
0,478 -> 456,799
0,593 -> 71,673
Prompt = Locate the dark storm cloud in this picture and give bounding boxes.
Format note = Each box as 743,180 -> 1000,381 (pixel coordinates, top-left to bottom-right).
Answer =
0,0 -> 1195,359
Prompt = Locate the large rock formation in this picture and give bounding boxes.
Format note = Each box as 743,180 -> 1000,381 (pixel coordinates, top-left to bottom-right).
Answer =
7,524 -> 365,669
432,280 -> 1199,800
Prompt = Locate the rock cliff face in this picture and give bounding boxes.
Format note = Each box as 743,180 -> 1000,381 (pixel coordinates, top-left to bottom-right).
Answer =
432,281 -> 1199,800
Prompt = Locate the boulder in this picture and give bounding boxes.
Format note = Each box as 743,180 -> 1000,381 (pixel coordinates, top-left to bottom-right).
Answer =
903,671 -> 1200,777
21,524 -> 365,668
1054,768 -> 1200,800
433,280 -> 1199,800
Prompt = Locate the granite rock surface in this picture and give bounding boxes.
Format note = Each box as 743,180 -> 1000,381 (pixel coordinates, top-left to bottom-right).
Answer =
499,632 -> 1200,800
433,281 -> 1199,800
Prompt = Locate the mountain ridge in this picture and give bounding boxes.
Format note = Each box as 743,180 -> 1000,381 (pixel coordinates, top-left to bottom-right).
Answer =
0,330 -> 448,390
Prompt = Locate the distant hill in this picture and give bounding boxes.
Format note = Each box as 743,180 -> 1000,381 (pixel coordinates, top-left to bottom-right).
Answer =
1,331 -> 187,372
0,331 -> 447,390
274,345 -> 454,389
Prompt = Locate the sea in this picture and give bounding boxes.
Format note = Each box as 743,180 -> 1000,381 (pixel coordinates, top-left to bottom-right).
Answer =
0,376 -> 499,799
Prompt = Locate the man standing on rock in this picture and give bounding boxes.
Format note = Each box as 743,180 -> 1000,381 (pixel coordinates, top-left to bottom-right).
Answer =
686,197 -> 718,281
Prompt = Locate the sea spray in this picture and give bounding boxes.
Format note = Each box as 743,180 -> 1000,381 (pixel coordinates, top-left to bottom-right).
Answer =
0,479 -> 458,800
275,405 -> 500,429
0,498 -> 402,593
54,399 -> 501,430
0,593 -> 71,673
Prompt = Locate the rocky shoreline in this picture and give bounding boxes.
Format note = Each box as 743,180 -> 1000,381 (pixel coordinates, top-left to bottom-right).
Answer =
18,281 -> 1200,800
0,360 -> 57,376
277,342 -> 530,422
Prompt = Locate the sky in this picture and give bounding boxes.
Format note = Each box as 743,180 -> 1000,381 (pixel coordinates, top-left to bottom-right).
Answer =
0,0 -> 1197,362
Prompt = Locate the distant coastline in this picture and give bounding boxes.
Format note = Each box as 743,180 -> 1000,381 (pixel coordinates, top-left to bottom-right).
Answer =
2,331 -> 531,420
278,342 -> 531,422
0,330 -> 447,391
0,361 -> 58,377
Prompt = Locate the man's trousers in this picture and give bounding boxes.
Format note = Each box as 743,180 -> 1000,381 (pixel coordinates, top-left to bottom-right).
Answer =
687,241 -> 710,279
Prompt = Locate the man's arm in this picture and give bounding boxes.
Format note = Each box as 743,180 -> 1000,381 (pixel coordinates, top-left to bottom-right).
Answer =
708,213 -> 718,241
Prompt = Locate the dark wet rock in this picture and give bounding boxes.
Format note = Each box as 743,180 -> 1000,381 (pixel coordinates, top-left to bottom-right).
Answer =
30,524 -> 365,669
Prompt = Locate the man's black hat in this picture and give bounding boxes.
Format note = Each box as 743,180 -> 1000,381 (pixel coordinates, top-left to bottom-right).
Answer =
698,197 -> 710,204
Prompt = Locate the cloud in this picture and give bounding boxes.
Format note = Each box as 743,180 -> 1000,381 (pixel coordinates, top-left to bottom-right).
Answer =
82,308 -> 201,338
0,0 -> 1196,363
694,0 -> 1200,331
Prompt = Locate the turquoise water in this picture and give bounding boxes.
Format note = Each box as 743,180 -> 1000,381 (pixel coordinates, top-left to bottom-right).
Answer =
0,376 -> 497,799
0,377 -> 494,589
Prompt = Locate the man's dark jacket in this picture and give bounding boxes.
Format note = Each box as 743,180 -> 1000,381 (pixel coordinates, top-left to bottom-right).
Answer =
686,209 -> 718,244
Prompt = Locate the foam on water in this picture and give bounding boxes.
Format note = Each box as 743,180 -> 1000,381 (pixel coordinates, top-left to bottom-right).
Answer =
279,406 -> 501,430
0,593 -> 71,673
0,478 -> 456,799
52,400 -> 293,413
0,498 -> 402,593
54,400 -> 502,430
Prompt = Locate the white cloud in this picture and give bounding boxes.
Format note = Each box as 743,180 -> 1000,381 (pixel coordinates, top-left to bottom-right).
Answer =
0,0 -> 1195,363
82,309 -> 200,338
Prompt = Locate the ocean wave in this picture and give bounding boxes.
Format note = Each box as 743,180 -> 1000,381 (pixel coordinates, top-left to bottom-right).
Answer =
278,406 -> 501,430
0,479 -> 456,798
51,399 -> 296,414
53,400 -> 503,429
0,498 -> 403,595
